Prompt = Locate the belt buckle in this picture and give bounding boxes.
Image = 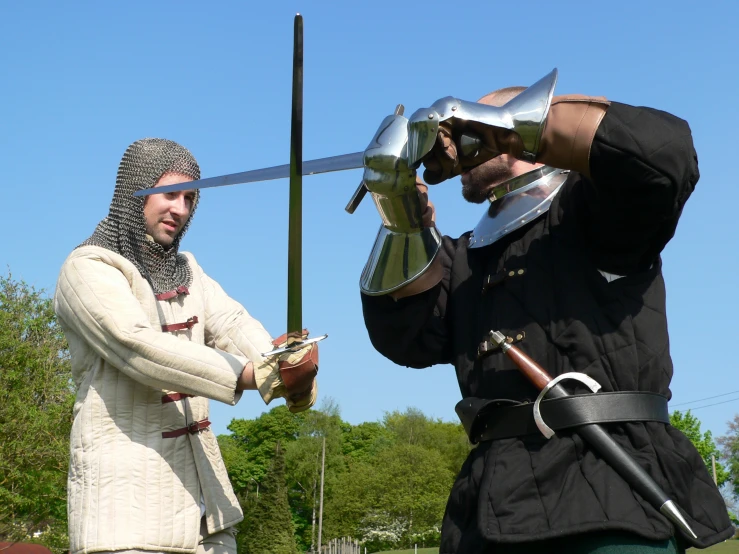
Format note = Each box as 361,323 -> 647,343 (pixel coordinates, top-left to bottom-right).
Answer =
188,421 -> 200,434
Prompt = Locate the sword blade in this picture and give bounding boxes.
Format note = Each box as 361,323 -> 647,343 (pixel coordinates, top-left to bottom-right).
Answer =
133,151 -> 364,197
287,13 -> 303,340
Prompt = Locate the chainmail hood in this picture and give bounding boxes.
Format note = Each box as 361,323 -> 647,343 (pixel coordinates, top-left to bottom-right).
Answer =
80,138 -> 201,294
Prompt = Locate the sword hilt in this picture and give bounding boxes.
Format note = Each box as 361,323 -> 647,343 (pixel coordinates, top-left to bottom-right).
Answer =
261,334 -> 328,358
488,330 -> 552,390
345,104 -> 405,214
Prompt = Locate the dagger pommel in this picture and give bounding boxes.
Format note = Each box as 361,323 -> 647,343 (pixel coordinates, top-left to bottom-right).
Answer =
489,330 -> 552,391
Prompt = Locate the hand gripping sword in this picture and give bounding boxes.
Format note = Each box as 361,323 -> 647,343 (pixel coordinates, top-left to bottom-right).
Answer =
486,330 -> 697,540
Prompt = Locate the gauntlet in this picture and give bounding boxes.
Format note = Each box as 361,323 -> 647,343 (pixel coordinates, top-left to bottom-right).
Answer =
254,330 -> 318,413
407,69 -> 610,183
360,112 -> 442,295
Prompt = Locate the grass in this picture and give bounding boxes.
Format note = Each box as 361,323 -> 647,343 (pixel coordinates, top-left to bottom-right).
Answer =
704,541 -> 739,553
371,540 -> 739,553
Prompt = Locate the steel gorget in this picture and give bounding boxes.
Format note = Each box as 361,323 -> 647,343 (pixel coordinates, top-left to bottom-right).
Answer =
468,165 -> 570,248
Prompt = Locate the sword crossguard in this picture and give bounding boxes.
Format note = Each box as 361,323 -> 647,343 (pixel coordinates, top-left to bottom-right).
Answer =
261,334 -> 328,358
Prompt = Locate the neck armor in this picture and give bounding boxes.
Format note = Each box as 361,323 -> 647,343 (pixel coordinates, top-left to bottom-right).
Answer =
468,165 -> 569,249
80,138 -> 201,294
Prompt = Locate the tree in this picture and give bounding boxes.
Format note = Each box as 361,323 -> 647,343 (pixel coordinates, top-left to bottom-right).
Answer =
383,408 -> 471,475
0,273 -> 73,551
324,442 -> 454,550
284,399 -> 345,552
670,410 -> 729,487
239,441 -> 298,554
717,414 -> 739,501
221,405 -> 304,493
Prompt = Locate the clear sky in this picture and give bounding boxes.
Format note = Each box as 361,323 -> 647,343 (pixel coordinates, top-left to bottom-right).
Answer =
2,1 -> 738,441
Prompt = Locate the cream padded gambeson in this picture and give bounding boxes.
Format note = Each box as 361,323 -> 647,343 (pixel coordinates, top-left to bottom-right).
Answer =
55,245 -> 274,554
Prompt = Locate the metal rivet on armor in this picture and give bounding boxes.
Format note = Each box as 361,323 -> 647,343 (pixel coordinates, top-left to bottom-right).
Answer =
521,219 -> 526,224
508,271 -> 515,277
428,113 -> 434,119
516,333 -> 523,341
517,269 -> 524,275
452,106 -> 457,111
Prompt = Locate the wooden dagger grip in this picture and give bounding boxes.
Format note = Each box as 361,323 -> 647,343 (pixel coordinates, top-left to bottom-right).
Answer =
504,344 -> 552,391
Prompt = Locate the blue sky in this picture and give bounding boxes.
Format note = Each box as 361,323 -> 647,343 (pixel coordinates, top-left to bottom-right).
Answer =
2,1 -> 738,441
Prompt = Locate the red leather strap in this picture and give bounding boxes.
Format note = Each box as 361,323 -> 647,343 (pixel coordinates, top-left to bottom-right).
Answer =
161,316 -> 199,332
161,393 -> 195,404
161,419 -> 211,438
155,286 -> 190,301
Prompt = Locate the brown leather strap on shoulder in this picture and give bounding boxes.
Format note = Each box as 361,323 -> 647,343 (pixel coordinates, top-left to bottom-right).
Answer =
162,418 -> 211,438
155,286 -> 190,301
161,392 -> 195,404
161,316 -> 198,332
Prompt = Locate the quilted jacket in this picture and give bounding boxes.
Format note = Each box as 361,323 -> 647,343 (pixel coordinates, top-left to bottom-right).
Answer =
55,245 -> 274,554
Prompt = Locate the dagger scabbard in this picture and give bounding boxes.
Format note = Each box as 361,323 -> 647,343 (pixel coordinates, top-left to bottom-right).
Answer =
488,330 -> 698,540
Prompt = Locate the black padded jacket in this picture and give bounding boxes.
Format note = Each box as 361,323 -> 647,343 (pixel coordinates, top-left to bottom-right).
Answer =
361,102 -> 733,552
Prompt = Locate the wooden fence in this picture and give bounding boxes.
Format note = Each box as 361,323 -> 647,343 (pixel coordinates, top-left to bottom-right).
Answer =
312,536 -> 362,554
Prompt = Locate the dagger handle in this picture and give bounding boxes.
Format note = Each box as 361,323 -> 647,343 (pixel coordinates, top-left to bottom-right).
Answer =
502,342 -> 552,390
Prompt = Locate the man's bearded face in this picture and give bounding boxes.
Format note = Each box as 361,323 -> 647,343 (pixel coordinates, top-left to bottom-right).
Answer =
460,154 -> 516,204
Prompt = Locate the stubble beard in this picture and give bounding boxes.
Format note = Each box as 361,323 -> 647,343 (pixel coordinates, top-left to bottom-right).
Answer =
461,157 -> 514,204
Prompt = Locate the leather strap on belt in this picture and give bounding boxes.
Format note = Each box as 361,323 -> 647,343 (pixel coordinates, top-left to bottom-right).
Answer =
162,419 -> 211,439
458,392 -> 669,444
161,316 -> 198,332
161,393 -> 194,404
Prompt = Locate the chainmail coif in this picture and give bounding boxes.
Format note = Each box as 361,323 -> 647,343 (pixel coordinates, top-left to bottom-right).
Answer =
80,138 -> 201,294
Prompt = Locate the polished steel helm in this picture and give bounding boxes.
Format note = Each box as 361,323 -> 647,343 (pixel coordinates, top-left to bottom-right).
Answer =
468,166 -> 570,248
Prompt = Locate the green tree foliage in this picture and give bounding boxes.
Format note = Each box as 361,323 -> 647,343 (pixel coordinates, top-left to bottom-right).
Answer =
717,414 -> 739,500
0,273 -> 73,550
670,410 -> 729,486
239,441 -> 298,554
324,443 -> 454,552
220,405 -> 304,492
222,404 -> 470,552
284,399 -> 345,552
383,407 -> 470,475
341,421 -> 392,461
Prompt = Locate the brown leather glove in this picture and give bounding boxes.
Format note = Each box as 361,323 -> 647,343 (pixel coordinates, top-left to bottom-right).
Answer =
421,121 -> 524,185
254,329 -> 319,413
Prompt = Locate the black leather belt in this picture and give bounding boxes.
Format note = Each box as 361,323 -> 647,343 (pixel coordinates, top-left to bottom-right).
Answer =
455,392 -> 669,444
